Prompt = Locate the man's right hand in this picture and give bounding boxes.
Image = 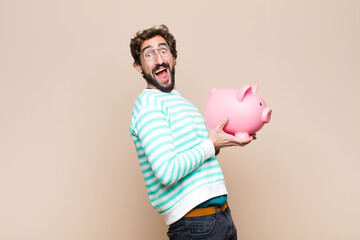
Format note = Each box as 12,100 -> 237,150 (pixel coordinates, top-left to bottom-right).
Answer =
209,117 -> 255,153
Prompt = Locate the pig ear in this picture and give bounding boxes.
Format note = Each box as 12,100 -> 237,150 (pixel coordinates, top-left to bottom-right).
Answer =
251,84 -> 259,93
210,88 -> 218,95
236,85 -> 252,102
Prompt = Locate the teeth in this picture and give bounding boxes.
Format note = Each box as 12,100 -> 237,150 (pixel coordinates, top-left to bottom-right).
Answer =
155,68 -> 166,74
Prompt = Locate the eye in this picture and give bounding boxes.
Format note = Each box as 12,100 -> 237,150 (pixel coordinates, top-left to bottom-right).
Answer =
160,47 -> 168,54
260,102 -> 263,106
144,51 -> 152,59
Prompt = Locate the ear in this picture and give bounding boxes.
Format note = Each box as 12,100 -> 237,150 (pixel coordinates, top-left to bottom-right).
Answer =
236,85 -> 252,102
251,84 -> 259,93
133,62 -> 143,73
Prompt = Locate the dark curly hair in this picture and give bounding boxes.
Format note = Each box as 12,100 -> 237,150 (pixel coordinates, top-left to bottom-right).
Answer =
130,24 -> 177,65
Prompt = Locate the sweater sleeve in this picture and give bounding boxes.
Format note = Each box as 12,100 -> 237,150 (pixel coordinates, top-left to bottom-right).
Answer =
133,106 -> 215,186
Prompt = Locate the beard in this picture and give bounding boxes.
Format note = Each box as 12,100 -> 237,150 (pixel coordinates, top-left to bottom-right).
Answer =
142,63 -> 175,93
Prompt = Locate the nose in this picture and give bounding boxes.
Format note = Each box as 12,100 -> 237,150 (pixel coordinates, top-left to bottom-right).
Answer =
153,50 -> 164,64
262,107 -> 272,123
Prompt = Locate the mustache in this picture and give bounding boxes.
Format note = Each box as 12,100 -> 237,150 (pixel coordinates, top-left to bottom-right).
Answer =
152,62 -> 169,74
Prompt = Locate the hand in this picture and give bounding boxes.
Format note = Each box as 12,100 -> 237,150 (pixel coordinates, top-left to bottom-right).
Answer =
209,118 -> 255,153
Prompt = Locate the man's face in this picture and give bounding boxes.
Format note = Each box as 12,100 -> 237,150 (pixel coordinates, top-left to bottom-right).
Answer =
134,35 -> 176,92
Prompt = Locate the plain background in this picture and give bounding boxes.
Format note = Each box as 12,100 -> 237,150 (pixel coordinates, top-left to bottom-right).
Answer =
1,0 -> 359,239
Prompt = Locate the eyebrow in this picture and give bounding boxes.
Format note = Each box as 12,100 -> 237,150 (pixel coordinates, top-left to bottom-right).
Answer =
141,42 -> 168,53
158,42 -> 167,47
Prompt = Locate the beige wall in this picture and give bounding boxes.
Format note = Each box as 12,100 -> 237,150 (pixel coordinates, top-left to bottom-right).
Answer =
1,0 -> 359,239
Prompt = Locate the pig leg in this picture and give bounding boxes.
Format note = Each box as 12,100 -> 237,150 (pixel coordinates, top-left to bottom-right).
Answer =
235,132 -> 250,139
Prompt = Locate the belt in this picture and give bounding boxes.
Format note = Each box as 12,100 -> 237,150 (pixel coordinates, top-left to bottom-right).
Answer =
184,202 -> 228,218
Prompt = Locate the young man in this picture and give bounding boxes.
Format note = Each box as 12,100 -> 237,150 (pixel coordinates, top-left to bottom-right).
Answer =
129,25 -> 255,240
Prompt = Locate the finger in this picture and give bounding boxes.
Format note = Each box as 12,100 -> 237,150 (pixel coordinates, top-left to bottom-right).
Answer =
250,133 -> 257,140
216,117 -> 228,130
237,136 -> 253,145
244,136 -> 253,143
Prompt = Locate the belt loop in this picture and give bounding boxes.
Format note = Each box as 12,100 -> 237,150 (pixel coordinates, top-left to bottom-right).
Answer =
221,202 -> 227,212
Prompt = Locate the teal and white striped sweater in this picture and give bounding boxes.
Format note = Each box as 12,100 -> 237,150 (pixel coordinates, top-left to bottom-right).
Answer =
129,89 -> 227,225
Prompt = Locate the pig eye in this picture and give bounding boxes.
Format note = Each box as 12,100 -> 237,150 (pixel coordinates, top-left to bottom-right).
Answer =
260,102 -> 263,106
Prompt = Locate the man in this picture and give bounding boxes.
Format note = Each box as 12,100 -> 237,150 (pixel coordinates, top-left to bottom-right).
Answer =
129,25 -> 255,240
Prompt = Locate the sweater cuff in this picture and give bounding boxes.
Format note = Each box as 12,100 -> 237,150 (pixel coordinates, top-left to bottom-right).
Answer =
201,139 -> 216,160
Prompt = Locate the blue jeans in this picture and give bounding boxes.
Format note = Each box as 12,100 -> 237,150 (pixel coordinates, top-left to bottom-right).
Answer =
167,206 -> 237,239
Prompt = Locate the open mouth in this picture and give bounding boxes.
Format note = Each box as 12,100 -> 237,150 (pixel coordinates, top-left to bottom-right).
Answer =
153,66 -> 169,81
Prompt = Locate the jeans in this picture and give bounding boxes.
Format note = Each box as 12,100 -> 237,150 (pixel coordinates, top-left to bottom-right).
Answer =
167,206 -> 237,240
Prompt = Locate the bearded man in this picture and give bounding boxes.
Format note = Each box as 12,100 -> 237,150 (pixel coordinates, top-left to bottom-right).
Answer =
129,25 -> 255,240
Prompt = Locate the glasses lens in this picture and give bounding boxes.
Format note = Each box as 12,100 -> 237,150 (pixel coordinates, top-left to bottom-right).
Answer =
142,46 -> 170,61
142,50 -> 153,61
159,46 -> 169,57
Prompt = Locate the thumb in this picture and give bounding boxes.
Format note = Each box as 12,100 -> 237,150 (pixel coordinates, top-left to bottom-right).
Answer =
216,117 -> 229,130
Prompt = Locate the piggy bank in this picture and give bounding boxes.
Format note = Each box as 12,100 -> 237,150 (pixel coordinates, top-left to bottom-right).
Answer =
205,85 -> 272,139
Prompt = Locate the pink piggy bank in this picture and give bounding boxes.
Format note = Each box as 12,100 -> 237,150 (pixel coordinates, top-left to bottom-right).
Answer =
205,85 -> 272,139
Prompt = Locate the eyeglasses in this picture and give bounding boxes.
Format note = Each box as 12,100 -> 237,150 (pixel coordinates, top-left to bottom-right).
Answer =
141,45 -> 170,61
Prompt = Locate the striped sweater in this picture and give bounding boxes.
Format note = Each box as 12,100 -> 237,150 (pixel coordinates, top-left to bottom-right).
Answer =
129,89 -> 227,225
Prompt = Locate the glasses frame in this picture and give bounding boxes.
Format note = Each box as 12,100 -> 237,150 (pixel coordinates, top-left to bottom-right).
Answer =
141,45 -> 171,61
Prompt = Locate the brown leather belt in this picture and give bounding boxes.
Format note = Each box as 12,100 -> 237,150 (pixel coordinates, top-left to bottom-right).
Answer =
184,202 -> 228,218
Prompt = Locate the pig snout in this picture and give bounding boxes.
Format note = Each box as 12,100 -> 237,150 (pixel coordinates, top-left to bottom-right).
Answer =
262,107 -> 272,123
